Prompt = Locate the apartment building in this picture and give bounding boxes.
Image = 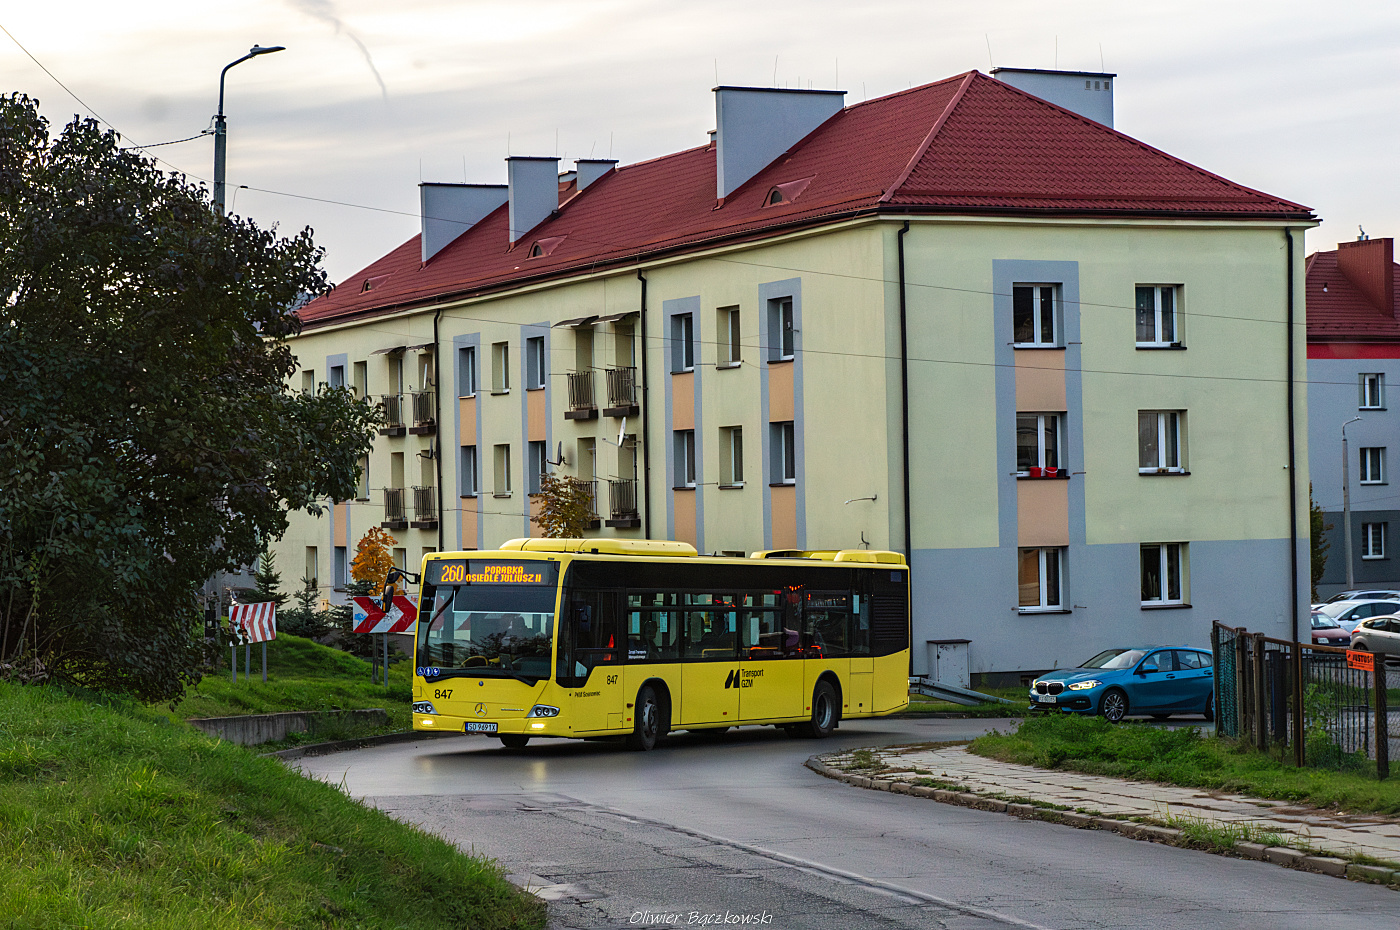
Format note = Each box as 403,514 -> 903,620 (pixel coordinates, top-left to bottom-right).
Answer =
1307,236 -> 1400,598
279,69 -> 1316,681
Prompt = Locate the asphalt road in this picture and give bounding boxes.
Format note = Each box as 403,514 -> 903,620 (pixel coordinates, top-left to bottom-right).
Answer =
296,717 -> 1400,929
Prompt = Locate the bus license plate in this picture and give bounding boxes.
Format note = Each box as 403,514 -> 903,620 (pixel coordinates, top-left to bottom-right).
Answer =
465,722 -> 498,733
1039,694 -> 1056,704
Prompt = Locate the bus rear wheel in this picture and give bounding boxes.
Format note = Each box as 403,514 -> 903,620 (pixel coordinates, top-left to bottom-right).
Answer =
626,684 -> 667,751
798,680 -> 839,738
499,734 -> 530,749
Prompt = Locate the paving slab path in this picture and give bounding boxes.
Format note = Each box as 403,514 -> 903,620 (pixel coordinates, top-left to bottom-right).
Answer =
813,745 -> 1400,885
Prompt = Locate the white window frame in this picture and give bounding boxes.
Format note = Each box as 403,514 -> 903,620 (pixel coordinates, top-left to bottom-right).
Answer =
525,336 -> 546,390
1361,447 -> 1386,485
1363,523 -> 1387,560
356,454 -> 370,500
460,445 -> 478,498
1141,542 -> 1186,606
771,421 -> 796,485
1138,411 -> 1185,473
459,346 -> 478,398
671,313 -> 695,372
673,429 -> 696,488
333,546 -> 348,590
717,306 -> 742,367
1135,285 -> 1181,347
491,342 -> 510,394
1018,547 -> 1065,612
720,425 -> 744,487
493,443 -> 512,497
1012,284 -> 1060,348
1015,412 -> 1064,476
527,440 -> 547,493
1361,373 -> 1385,410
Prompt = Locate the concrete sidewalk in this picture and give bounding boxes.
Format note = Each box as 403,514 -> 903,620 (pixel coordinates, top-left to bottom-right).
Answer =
810,745 -> 1400,887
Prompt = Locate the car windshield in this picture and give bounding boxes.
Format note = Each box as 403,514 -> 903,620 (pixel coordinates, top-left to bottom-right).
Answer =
1080,648 -> 1147,669
1311,613 -> 1340,629
1318,602 -> 1352,619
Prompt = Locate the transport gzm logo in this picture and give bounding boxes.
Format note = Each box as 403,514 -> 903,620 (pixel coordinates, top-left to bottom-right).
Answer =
724,669 -> 763,689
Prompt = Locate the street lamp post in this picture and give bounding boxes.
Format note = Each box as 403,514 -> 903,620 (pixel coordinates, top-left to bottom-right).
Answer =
213,44 -> 285,215
1342,416 -> 1363,589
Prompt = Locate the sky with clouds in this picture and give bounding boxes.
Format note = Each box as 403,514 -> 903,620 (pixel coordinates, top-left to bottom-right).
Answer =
3,1 -> 1397,282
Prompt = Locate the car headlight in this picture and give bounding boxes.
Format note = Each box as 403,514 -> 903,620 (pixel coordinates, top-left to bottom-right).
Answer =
1067,680 -> 1102,691
528,704 -> 560,718
413,701 -> 437,715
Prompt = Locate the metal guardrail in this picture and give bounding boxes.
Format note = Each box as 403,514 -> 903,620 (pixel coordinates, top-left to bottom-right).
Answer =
567,370 -> 596,411
1213,621 -> 1392,778
605,366 -> 637,409
382,487 -> 407,526
412,486 -> 437,525
607,478 -> 639,521
380,394 -> 404,431
410,390 -> 435,429
908,676 -> 1017,706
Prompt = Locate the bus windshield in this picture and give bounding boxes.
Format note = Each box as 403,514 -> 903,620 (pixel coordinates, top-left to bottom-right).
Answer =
417,577 -> 558,682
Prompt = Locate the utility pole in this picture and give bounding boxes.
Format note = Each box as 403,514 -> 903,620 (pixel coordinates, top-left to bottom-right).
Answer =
1343,416 -> 1362,589
212,45 -> 285,215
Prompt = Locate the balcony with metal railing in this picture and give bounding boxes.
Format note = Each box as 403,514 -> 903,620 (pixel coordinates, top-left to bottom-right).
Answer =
606,478 -> 640,528
411,486 -> 438,530
604,366 -> 639,418
409,390 -> 436,435
379,394 -> 405,437
582,478 -> 601,529
382,486 -> 408,530
566,370 -> 597,420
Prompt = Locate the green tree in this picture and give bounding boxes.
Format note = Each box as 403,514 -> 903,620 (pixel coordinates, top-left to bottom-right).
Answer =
0,95 -> 379,702
242,546 -> 288,609
1310,483 -> 1331,602
530,473 -> 596,538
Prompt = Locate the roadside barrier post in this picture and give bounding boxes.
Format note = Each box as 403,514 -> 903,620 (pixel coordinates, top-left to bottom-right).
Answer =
1252,633 -> 1267,752
1234,632 -> 1248,740
262,642 -> 268,684
1376,662 -> 1390,780
1292,643 -> 1305,767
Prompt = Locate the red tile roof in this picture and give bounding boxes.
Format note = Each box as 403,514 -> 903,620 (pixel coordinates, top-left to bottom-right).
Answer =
301,71 -> 1312,328
1306,248 -> 1400,342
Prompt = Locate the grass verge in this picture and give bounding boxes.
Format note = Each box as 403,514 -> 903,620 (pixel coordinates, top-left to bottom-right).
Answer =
169,634 -> 413,735
0,683 -> 544,929
969,713 -> 1400,816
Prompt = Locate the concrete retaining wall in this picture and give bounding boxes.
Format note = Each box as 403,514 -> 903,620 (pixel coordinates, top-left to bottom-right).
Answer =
187,708 -> 388,746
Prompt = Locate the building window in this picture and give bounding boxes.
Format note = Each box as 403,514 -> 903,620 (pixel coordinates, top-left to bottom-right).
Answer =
719,426 -> 743,487
393,547 -> 407,571
329,364 -> 346,389
1012,285 -> 1059,347
770,421 -> 796,484
491,342 -> 510,393
717,306 -> 741,367
301,369 -> 315,395
527,440 -> 547,493
493,444 -> 512,496
1141,543 -> 1186,605
1135,285 -> 1180,346
459,346 -> 478,397
353,361 -> 368,399
1018,547 -> 1064,611
1138,411 -> 1184,473
334,546 -> 348,590
671,313 -> 694,372
674,430 -> 696,488
1363,523 -> 1387,560
460,445 -> 478,497
305,546 -> 318,589
1361,447 -> 1386,484
356,454 -> 370,500
768,297 -> 795,360
1361,373 -> 1385,410
1016,413 -> 1064,476
525,336 -> 545,390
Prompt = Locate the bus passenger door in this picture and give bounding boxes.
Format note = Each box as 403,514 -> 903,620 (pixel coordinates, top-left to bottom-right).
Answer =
739,597 -> 804,721
679,602 -> 738,727
562,590 -> 624,734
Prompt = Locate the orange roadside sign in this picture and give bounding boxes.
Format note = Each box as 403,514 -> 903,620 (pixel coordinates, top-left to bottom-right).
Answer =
1347,650 -> 1375,672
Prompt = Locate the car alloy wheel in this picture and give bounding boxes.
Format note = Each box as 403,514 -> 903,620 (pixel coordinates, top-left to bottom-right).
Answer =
1100,689 -> 1128,724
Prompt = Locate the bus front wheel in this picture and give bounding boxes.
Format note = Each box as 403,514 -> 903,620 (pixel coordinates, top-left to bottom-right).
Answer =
499,734 -> 530,749
799,680 -> 839,738
626,684 -> 667,751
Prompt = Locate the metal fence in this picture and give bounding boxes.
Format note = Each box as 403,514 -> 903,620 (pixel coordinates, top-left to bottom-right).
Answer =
1213,621 -> 1393,778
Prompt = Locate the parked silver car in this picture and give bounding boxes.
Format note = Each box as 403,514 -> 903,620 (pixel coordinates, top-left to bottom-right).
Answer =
1316,598 -> 1400,634
1350,616 -> 1400,657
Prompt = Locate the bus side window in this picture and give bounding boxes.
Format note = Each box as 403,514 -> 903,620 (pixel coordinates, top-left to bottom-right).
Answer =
850,594 -> 871,656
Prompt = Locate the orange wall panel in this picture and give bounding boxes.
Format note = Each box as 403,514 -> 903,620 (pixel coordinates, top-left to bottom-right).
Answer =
673,488 -> 697,546
527,389 -> 546,441
1014,349 -> 1066,411
671,372 -> 694,431
458,397 -> 477,440
767,362 -> 794,422
770,484 -> 797,549
1017,478 -> 1070,547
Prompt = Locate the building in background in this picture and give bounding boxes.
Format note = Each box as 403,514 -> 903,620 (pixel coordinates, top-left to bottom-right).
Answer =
278,69 -> 1315,683
1307,236 -> 1400,598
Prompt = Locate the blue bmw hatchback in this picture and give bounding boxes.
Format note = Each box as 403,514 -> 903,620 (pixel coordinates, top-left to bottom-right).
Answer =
1028,646 -> 1215,723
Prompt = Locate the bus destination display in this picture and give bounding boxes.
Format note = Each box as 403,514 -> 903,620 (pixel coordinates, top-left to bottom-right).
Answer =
427,560 -> 557,587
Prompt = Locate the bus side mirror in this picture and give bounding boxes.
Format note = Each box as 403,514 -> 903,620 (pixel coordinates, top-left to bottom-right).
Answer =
382,569 -> 401,612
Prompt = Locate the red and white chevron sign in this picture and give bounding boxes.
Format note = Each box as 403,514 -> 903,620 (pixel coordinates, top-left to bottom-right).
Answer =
352,595 -> 418,634
230,602 -> 277,644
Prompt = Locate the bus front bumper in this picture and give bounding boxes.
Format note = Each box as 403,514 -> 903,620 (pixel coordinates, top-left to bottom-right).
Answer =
414,713 -> 568,737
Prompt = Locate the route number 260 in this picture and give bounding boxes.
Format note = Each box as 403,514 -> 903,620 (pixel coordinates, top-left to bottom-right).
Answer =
434,689 -> 453,699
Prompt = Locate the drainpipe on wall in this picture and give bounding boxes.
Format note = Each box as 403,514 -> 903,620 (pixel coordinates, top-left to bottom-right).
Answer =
433,307 -> 445,553
638,270 -> 652,539
1285,228 -> 1299,644
897,221 -> 913,565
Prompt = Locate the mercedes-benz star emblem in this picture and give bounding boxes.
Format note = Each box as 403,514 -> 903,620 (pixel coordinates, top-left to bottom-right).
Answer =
475,703 -> 487,717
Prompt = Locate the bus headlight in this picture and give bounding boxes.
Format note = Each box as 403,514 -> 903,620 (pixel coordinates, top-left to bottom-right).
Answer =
413,701 -> 437,715
528,704 -> 560,718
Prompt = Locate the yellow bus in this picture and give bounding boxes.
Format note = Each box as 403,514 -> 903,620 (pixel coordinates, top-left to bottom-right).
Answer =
408,538 -> 910,750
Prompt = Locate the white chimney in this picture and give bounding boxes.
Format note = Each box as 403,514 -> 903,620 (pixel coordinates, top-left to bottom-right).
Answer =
713,86 -> 845,201
506,156 -> 560,245
575,158 -> 618,192
419,183 -> 507,263
991,68 -> 1115,128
